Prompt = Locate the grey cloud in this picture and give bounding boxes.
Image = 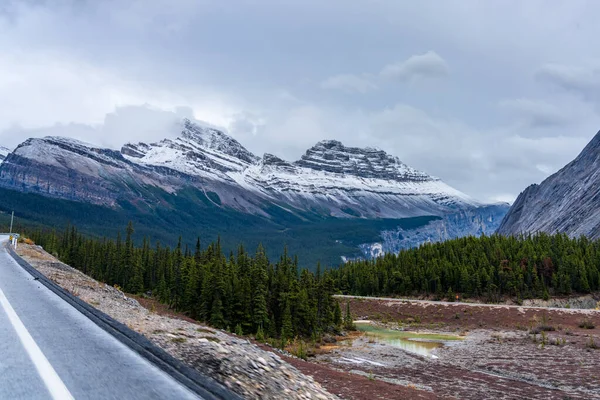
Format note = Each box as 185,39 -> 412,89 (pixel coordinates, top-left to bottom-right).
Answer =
498,99 -> 572,128
536,63 -> 600,100
320,51 -> 447,94
2,1 -> 600,203
380,51 -> 449,82
365,103 -> 592,202
0,105 -> 216,150
320,74 -> 377,93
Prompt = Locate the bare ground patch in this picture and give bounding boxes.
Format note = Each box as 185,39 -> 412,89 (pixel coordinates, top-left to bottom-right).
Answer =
327,296 -> 600,399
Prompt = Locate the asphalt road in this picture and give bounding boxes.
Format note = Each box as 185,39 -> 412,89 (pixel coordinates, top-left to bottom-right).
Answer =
0,236 -> 201,400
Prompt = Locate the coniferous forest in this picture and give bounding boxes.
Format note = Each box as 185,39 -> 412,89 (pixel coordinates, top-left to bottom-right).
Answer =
28,223 -> 342,341
27,226 -> 600,340
331,233 -> 600,302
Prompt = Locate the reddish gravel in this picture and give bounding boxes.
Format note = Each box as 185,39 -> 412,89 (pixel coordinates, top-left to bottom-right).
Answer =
257,344 -> 437,400
340,295 -> 600,333
327,296 -> 600,399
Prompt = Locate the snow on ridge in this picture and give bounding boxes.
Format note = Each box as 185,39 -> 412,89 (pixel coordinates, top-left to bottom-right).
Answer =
0,146 -> 9,162
7,118 -> 482,214
41,135 -> 104,149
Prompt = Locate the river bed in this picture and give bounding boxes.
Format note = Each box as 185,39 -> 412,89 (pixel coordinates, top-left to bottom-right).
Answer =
354,321 -> 463,357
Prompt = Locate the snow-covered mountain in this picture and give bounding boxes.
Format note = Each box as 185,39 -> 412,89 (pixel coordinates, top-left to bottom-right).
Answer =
0,146 -> 9,162
0,136 -> 186,206
0,118 -> 484,220
0,119 -> 481,218
0,118 -> 511,265
498,130 -> 600,239
119,122 -> 481,218
243,140 -> 479,218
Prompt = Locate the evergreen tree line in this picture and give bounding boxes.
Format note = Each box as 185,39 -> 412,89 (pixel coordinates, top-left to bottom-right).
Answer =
331,233 -> 600,302
28,223 -> 342,340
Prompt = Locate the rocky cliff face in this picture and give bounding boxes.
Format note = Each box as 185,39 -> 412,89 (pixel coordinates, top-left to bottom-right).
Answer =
0,118 -> 483,220
497,130 -> 600,238
357,203 -> 509,258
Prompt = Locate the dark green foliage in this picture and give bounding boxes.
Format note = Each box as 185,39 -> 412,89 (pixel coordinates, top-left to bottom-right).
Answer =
235,324 -> 243,336
340,207 -> 361,217
579,318 -> 595,329
331,233 -> 600,301
343,302 -> 356,331
27,223 -> 341,339
333,301 -> 342,327
255,325 -> 265,341
205,192 -> 222,206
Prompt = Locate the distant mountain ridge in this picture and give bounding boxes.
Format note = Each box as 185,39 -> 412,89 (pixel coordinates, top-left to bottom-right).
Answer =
0,118 -> 481,219
498,130 -> 600,238
0,117 -> 507,265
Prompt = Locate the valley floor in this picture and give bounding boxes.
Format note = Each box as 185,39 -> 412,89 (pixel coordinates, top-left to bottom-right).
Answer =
326,296 -> 600,399
16,243 -> 600,399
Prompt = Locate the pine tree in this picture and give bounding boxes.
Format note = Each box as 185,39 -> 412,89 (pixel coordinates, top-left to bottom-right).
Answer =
343,302 -> 355,331
280,298 -> 293,343
333,301 -> 342,327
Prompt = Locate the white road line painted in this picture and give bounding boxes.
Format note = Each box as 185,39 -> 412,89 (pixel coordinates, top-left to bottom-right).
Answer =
0,287 -> 74,400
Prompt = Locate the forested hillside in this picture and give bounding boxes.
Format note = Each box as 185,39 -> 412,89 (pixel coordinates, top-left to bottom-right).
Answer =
332,233 -> 600,302
28,223 -> 342,341
0,186 -> 436,268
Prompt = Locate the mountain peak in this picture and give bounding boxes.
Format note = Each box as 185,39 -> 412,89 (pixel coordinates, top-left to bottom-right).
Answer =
296,140 -> 434,182
313,139 -> 344,149
573,130 -> 600,164
179,119 -> 258,164
262,153 -> 291,167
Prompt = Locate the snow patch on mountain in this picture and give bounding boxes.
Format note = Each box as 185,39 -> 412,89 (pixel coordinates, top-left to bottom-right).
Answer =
122,118 -> 258,185
241,140 -> 479,218
0,146 -> 9,162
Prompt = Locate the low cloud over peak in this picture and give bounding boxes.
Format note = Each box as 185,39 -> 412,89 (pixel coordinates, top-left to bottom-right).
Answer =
380,51 -> 449,82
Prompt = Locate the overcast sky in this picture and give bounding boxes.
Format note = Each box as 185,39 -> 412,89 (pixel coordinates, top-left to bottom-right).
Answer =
1,0 -> 600,203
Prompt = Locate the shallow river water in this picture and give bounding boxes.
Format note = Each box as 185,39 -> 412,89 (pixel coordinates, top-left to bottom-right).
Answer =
354,322 -> 463,357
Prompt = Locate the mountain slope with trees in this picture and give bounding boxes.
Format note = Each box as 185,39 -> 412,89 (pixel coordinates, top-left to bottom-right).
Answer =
332,233 -> 600,301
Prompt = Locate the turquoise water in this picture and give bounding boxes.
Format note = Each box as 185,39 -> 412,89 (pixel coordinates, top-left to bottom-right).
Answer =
355,322 -> 462,357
